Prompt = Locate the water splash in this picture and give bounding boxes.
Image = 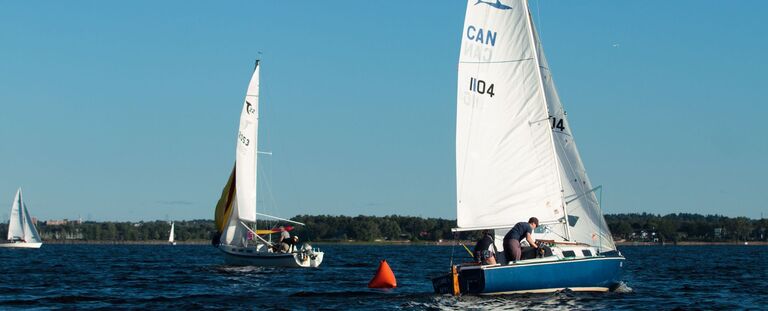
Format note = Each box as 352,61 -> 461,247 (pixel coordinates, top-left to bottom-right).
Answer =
612,281 -> 633,293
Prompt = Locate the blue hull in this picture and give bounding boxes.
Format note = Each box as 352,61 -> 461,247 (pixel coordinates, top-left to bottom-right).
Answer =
433,254 -> 624,295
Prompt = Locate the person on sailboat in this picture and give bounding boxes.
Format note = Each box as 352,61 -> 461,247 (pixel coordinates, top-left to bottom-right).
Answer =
277,226 -> 298,253
502,217 -> 539,263
473,230 -> 497,265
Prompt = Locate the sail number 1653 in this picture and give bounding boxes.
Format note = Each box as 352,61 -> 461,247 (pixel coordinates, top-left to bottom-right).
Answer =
469,77 -> 495,97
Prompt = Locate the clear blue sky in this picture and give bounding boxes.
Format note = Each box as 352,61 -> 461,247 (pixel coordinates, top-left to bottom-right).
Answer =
1,1 -> 766,221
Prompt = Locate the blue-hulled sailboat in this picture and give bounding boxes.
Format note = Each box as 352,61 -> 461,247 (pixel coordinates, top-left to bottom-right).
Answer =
432,0 -> 624,295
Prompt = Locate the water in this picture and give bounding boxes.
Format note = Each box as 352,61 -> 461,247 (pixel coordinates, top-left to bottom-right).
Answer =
0,244 -> 765,310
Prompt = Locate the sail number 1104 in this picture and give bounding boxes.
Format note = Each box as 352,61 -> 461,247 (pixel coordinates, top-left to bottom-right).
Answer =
469,77 -> 495,97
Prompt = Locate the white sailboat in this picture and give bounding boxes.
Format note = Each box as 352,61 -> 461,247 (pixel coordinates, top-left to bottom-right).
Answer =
212,60 -> 323,268
432,0 -> 623,295
168,222 -> 176,245
1,188 -> 43,249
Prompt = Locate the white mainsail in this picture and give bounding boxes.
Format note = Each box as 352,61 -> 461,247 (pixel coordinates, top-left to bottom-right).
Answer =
456,0 -> 615,251
456,0 -> 563,230
221,61 -> 260,246
6,188 -> 41,243
168,222 -> 175,243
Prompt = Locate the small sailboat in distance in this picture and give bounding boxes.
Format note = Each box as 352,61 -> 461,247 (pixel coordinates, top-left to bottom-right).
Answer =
431,0 -> 623,295
212,60 -> 323,268
1,188 -> 43,249
168,222 -> 176,245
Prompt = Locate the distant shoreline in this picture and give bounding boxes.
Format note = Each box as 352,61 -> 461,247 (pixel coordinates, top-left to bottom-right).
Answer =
39,240 -> 768,246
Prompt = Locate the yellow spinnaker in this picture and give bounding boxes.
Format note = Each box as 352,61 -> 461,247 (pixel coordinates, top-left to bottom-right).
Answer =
214,165 -> 236,232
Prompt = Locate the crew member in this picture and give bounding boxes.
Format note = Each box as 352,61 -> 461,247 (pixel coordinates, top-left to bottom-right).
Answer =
277,226 -> 297,253
473,230 -> 497,265
502,217 -> 539,263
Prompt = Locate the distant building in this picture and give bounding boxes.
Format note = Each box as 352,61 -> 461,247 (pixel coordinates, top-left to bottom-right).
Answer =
45,218 -> 83,226
46,219 -> 69,226
714,227 -> 724,239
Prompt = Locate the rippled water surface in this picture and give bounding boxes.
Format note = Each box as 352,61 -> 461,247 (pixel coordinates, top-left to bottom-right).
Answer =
0,244 -> 766,309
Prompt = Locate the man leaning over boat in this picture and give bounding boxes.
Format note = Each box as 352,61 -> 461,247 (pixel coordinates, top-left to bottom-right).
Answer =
276,226 -> 299,253
502,217 -> 539,263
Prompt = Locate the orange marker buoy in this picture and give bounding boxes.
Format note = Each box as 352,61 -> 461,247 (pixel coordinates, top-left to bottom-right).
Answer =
368,259 -> 397,288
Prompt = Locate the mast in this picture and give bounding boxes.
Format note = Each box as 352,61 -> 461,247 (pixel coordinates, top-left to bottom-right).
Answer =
522,0 -> 570,240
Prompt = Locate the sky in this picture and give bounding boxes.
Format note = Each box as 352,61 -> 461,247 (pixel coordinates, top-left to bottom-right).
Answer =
0,1 -> 766,221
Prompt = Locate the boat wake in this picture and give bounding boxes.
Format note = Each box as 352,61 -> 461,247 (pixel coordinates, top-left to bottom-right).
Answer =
213,265 -> 278,274
612,281 -> 634,293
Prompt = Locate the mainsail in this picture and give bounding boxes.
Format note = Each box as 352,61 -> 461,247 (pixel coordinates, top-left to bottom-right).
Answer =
7,188 -> 41,243
455,0 -> 615,251
217,61 -> 260,246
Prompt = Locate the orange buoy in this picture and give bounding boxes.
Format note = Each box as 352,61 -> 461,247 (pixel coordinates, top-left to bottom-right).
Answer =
368,259 -> 397,288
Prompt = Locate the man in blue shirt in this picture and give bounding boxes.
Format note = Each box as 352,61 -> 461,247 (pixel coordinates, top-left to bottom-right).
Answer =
502,217 -> 539,263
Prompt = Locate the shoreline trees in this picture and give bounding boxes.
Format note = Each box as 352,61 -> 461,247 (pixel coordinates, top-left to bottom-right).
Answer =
1,213 -> 765,243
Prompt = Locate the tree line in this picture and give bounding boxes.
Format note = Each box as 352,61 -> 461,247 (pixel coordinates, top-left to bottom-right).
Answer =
1,213 -> 766,243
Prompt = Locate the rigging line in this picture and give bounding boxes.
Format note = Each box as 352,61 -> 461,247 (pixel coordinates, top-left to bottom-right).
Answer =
449,232 -> 458,267
239,221 -> 272,245
535,0 -> 543,41
260,155 -> 279,213
565,185 -> 602,205
541,224 -> 568,240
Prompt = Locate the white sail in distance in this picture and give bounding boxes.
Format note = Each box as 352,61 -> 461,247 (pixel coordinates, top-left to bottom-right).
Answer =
169,222 -> 175,243
7,189 -> 25,240
7,188 -> 41,243
456,0 -> 564,230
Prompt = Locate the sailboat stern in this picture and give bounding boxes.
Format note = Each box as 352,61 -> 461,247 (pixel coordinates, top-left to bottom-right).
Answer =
432,265 -> 486,295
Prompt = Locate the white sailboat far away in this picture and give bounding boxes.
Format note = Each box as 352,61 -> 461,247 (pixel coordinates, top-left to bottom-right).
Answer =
1,188 -> 43,249
432,0 -> 624,295
211,60 -> 324,268
168,222 -> 176,245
